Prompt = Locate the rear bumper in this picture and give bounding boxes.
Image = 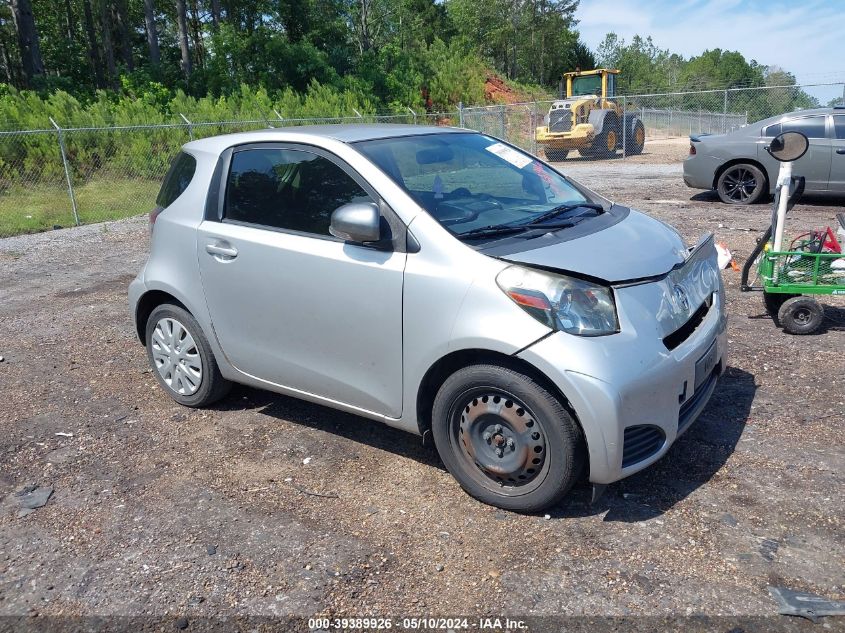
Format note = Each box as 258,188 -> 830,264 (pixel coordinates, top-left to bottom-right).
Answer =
683,155 -> 719,190
128,273 -> 147,342
517,284 -> 728,485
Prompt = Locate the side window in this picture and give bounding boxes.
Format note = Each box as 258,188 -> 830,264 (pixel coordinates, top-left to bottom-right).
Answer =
765,116 -> 827,139
156,152 -> 196,208
834,115 -> 845,140
224,148 -> 373,235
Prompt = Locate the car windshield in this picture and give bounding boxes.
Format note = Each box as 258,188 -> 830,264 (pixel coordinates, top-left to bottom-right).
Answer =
354,133 -> 603,240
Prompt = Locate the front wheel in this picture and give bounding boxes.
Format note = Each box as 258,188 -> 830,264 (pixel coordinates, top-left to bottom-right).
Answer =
544,148 -> 568,162
431,364 -> 584,512
716,163 -> 766,204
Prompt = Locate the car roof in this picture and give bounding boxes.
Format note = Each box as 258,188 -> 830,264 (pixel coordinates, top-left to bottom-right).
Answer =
184,123 -> 471,154
753,107 -> 837,127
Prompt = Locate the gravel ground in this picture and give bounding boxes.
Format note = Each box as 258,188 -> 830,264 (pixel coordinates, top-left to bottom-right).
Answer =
0,154 -> 843,630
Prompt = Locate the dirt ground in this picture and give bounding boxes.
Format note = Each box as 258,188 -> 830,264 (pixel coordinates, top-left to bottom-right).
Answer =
0,150 -> 843,630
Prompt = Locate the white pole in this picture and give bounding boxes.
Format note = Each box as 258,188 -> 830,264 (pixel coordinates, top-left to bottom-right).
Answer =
772,160 -> 792,254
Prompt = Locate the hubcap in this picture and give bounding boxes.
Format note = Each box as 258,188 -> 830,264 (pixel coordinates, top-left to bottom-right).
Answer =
794,308 -> 811,324
452,391 -> 548,495
723,167 -> 757,202
151,317 -> 202,396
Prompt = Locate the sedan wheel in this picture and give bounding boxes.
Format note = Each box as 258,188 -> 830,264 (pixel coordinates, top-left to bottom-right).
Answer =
717,164 -> 766,204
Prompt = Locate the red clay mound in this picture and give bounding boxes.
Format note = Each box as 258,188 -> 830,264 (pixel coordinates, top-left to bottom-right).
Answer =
484,74 -> 531,104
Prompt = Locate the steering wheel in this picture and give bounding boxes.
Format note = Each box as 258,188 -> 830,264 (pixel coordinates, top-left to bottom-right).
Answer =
440,209 -> 480,226
476,193 -> 504,208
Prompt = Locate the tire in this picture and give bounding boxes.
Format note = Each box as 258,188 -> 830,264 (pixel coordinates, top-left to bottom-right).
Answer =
588,114 -> 619,159
777,296 -> 824,335
145,303 -> 232,407
762,292 -> 797,320
431,363 -> 584,512
625,119 -> 645,155
544,148 -> 568,162
716,163 -> 767,205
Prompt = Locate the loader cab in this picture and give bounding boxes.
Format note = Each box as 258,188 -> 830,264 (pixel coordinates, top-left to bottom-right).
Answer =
561,69 -> 619,100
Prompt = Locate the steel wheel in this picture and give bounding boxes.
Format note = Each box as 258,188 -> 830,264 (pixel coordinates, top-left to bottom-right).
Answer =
605,130 -> 617,152
151,317 -> 203,396
717,163 -> 766,204
449,389 -> 550,496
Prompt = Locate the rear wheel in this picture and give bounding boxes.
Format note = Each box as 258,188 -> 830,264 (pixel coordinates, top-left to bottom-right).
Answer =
763,292 -> 797,321
626,119 -> 645,155
778,296 -> 824,335
431,363 -> 584,512
145,303 -> 232,407
544,148 -> 569,162
717,163 -> 766,204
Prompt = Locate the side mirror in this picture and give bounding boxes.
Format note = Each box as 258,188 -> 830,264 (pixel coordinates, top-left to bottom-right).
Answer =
329,202 -> 381,243
766,131 -> 809,162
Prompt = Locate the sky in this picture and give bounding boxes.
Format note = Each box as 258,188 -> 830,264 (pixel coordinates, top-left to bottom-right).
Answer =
575,0 -> 845,103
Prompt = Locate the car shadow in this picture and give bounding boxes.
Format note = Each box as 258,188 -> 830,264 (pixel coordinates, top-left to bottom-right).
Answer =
215,385 -> 445,471
215,368 -> 755,519
690,189 -> 845,207
549,365 -> 757,522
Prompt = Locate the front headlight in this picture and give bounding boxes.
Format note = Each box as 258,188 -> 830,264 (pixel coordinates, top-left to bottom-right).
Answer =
496,265 -> 619,336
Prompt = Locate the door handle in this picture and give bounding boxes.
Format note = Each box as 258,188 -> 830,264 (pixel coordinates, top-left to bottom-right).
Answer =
205,243 -> 238,258
836,148 -> 845,155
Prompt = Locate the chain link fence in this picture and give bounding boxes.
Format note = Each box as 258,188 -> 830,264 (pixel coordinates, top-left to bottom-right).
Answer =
1,83 -> 842,237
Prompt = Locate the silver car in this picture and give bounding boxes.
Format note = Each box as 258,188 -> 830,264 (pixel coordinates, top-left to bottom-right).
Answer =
129,125 -> 727,512
684,106 -> 845,204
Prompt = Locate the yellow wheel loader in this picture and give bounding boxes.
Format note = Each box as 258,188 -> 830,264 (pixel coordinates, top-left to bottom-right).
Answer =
535,68 -> 645,161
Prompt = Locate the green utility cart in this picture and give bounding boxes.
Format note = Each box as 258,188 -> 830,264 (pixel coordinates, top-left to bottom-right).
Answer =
741,130 -> 845,335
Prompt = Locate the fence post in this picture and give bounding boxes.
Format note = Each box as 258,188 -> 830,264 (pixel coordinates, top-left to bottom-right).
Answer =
49,117 -> 80,227
458,102 -> 464,128
180,113 -> 194,140
499,105 -> 506,139
723,90 -> 728,134
529,104 -> 537,156
352,108 -> 363,118
407,107 -> 417,125
622,96 -> 627,159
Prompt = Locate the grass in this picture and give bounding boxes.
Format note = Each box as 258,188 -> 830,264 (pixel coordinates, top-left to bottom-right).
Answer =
0,176 -> 160,238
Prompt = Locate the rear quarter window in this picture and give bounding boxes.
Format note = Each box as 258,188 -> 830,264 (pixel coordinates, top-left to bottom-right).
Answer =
156,152 -> 197,208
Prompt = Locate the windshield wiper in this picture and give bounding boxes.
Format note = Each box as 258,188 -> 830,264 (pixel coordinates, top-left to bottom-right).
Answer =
519,202 -> 604,227
457,203 -> 604,241
458,220 -> 579,241
457,224 -> 530,240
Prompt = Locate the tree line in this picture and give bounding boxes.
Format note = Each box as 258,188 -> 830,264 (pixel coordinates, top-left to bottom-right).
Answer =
0,0 -> 822,116
0,0 -> 596,110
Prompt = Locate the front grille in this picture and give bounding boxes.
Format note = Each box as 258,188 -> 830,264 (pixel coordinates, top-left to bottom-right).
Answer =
549,109 -> 572,132
622,425 -> 665,468
663,295 -> 712,350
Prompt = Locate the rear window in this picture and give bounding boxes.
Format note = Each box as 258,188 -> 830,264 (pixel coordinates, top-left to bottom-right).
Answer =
763,116 -> 827,139
156,152 -> 197,208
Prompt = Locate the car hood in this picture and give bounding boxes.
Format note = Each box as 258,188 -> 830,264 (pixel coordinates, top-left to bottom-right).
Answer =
502,209 -> 688,282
